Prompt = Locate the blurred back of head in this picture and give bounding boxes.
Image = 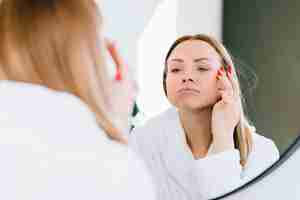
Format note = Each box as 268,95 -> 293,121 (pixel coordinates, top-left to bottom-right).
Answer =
0,0 -> 125,142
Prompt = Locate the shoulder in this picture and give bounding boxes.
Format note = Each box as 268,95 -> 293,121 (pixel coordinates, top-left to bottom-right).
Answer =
131,107 -> 177,137
0,80 -> 110,147
251,132 -> 279,159
0,80 -> 96,120
129,107 -> 178,153
244,132 -> 280,175
0,80 -> 98,128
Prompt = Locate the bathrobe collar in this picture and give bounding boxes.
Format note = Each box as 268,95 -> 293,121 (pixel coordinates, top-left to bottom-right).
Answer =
161,108 -> 205,200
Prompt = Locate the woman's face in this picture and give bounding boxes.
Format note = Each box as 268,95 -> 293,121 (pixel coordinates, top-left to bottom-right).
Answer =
166,40 -> 223,112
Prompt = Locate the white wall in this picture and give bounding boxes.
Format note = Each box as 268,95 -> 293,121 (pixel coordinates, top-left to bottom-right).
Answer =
136,0 -> 178,120
99,0 -> 160,71
177,0 -> 223,40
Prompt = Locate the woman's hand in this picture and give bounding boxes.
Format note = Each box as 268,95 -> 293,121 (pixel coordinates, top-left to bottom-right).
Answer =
105,38 -> 138,136
210,66 -> 242,154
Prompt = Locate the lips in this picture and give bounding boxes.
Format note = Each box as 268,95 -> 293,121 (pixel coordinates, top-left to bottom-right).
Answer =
177,88 -> 200,94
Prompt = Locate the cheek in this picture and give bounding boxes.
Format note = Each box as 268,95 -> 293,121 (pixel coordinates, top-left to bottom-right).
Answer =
165,76 -> 179,99
205,69 -> 219,81
199,72 -> 220,96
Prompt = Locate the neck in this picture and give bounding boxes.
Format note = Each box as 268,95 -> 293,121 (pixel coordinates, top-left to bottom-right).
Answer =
178,107 -> 213,159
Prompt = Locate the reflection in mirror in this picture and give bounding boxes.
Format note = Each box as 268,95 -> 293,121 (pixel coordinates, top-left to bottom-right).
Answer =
130,0 -> 300,200
130,34 -> 279,200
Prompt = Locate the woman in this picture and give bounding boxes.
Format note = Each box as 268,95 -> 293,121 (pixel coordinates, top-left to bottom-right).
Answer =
0,0 -> 154,199
130,34 -> 279,200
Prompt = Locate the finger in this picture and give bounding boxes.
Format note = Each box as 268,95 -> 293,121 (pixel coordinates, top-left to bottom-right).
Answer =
105,38 -> 123,68
226,65 -> 240,97
218,90 -> 234,104
104,38 -> 128,76
217,68 -> 234,97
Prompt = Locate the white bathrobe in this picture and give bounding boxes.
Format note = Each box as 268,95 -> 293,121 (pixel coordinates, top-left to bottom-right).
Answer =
130,108 -> 279,200
0,80 -> 155,200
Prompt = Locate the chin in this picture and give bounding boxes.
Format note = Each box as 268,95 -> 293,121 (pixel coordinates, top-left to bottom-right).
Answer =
175,102 -> 205,111
169,95 -> 217,110
174,99 -> 215,112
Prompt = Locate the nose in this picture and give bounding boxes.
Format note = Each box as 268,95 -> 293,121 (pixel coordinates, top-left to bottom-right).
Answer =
181,72 -> 195,83
182,77 -> 194,83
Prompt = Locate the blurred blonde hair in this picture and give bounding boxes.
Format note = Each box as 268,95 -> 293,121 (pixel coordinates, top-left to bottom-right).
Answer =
163,34 -> 255,167
0,0 -> 125,143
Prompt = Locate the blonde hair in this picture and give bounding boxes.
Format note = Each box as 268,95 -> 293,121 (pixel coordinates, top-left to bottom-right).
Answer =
163,34 -> 254,167
0,0 -> 125,143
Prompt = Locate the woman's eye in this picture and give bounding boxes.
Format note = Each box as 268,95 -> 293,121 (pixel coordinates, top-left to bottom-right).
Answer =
197,67 -> 208,71
170,68 -> 180,73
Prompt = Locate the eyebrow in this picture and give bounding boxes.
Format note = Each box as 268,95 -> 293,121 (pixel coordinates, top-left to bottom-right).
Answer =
169,58 -> 184,63
194,58 -> 210,62
169,58 -> 210,63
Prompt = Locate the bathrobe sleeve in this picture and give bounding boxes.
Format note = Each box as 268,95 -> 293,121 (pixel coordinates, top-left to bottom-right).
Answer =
194,133 -> 280,199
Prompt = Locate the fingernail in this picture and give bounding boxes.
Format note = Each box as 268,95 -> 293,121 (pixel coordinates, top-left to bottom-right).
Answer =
218,69 -> 224,76
115,68 -> 122,81
226,71 -> 230,77
216,69 -> 222,80
228,65 -> 232,74
226,67 -> 231,77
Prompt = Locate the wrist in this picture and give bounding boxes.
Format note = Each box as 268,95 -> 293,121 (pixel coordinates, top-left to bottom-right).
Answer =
212,128 -> 235,140
210,130 -> 235,154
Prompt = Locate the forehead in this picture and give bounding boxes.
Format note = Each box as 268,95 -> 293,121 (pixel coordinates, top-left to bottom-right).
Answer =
168,40 -> 221,61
